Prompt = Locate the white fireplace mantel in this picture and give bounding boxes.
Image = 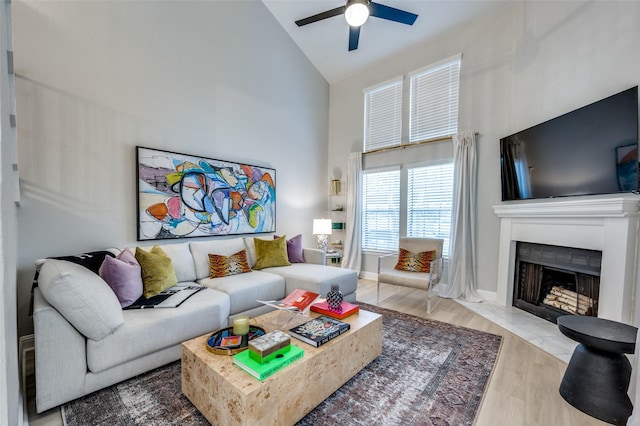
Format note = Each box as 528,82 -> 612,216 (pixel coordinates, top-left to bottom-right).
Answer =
493,195 -> 640,323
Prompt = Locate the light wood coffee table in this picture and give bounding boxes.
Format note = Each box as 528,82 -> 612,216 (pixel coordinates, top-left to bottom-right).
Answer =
182,308 -> 382,425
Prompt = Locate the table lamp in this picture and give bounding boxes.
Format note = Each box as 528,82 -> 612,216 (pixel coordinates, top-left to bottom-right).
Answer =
313,218 -> 332,252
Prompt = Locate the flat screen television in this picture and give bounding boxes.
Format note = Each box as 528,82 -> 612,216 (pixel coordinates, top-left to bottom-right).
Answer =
500,86 -> 639,201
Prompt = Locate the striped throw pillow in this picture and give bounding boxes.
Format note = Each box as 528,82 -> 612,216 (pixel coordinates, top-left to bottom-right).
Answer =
394,248 -> 436,273
208,250 -> 252,278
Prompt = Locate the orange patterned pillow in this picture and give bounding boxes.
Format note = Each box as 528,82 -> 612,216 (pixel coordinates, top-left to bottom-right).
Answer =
394,248 -> 436,273
208,250 -> 252,278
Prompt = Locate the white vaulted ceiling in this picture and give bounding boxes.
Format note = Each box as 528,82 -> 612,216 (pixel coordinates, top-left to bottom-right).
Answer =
262,0 -> 510,84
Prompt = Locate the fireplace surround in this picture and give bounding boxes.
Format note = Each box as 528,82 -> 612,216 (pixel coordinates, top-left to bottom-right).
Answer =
493,195 -> 640,324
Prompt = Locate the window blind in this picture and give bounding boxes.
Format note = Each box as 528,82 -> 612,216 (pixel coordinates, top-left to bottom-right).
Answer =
364,78 -> 403,152
362,169 -> 400,251
409,54 -> 461,143
407,163 -> 454,257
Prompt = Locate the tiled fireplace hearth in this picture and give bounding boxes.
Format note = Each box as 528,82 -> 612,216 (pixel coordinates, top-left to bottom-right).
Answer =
493,195 -> 640,324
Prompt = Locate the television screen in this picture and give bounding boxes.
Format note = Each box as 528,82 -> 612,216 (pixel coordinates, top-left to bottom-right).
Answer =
500,86 -> 639,201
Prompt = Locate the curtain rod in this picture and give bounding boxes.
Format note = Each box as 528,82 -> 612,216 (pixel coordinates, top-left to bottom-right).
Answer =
363,132 -> 480,156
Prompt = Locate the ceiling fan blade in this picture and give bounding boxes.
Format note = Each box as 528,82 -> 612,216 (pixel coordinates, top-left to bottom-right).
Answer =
295,6 -> 346,27
348,26 -> 361,51
369,2 -> 418,25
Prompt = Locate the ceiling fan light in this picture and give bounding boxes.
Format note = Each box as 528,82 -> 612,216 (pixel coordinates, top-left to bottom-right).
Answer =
345,2 -> 369,27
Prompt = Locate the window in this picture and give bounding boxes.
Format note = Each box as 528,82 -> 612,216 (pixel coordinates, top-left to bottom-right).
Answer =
361,169 -> 400,251
361,54 -> 461,256
363,78 -> 403,152
407,163 -> 454,257
409,55 -> 461,143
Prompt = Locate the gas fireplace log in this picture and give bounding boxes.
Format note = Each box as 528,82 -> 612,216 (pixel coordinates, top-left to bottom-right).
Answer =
542,298 -> 588,315
551,296 -> 594,312
550,286 -> 594,305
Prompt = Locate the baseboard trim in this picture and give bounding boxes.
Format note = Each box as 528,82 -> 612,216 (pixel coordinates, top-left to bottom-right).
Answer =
477,289 -> 497,303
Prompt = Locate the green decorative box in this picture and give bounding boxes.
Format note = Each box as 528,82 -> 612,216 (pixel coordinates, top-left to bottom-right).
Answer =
248,330 -> 291,364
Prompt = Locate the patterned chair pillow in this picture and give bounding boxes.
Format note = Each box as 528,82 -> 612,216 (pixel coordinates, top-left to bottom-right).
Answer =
394,248 -> 436,273
208,250 -> 252,278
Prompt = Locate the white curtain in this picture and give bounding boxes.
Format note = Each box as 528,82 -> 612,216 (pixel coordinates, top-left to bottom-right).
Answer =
442,131 -> 483,301
341,152 -> 362,274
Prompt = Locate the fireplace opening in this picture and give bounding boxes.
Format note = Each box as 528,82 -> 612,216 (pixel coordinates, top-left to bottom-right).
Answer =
513,242 -> 601,323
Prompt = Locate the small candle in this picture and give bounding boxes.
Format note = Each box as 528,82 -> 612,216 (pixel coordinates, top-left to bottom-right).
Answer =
233,316 -> 250,336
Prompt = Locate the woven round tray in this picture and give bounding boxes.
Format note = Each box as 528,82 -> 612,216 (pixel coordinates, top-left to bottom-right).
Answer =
205,325 -> 266,355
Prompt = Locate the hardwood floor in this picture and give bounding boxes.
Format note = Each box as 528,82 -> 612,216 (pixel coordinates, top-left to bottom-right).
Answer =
26,279 -> 608,425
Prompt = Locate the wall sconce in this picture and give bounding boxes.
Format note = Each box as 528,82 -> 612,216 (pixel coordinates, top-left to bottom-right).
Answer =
313,218 -> 332,252
331,179 -> 341,195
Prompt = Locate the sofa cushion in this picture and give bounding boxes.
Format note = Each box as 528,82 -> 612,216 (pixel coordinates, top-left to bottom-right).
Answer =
153,242 -> 197,282
86,287 -> 230,373
275,234 -> 305,263
190,239 -> 246,280
395,248 -> 436,273
198,270 -> 285,315
98,249 -> 143,308
265,264 -> 358,299
243,237 -> 257,267
38,259 -> 124,340
135,246 -> 179,298
208,250 -> 251,278
253,235 -> 291,269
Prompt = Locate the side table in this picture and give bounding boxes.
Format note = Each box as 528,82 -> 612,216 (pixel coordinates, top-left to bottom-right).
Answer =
557,315 -> 638,426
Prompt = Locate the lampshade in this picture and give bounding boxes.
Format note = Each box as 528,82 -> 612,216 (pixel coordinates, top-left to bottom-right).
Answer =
345,0 -> 369,27
313,218 -> 333,235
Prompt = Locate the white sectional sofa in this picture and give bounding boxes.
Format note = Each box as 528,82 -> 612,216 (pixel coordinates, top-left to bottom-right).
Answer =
33,236 -> 357,412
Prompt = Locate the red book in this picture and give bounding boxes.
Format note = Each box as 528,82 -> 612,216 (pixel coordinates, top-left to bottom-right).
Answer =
310,301 -> 360,319
257,289 -> 320,312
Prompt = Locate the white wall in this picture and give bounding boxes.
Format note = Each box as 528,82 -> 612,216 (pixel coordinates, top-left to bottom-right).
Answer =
328,1 -> 640,295
12,0 -> 329,336
1,0 -> 20,423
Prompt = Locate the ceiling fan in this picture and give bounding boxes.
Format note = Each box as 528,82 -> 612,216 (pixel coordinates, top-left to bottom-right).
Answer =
295,0 -> 418,51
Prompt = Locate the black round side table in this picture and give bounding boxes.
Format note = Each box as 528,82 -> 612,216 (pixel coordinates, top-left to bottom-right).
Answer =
557,315 -> 638,426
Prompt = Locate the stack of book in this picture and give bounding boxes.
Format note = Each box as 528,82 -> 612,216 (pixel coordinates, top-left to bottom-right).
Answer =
232,330 -> 304,381
310,301 -> 359,319
288,316 -> 350,347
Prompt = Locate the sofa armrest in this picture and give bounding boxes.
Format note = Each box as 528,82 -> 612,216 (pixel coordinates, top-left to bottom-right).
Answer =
303,248 -> 326,265
33,288 -> 88,413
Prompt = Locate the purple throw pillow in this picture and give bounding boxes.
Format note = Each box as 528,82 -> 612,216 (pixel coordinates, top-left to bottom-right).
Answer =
274,234 -> 305,263
99,249 -> 143,308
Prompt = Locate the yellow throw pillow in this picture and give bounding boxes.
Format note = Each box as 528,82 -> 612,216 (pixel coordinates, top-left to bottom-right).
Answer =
394,248 -> 436,273
135,245 -> 178,298
253,235 -> 292,270
208,250 -> 252,278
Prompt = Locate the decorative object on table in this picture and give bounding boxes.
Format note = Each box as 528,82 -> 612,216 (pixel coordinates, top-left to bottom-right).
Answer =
62,303 -> 501,426
136,146 -> 276,241
257,289 -> 320,312
232,316 -> 250,335
331,179 -> 341,195
288,315 -> 350,347
248,330 -> 291,364
205,325 -> 266,355
311,300 -> 359,320
232,344 -> 304,381
557,315 -> 638,425
233,315 -> 250,345
312,218 -> 332,251
326,284 -> 343,311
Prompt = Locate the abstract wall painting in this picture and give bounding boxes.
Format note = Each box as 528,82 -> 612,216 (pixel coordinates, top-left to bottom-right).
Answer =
137,146 -> 276,241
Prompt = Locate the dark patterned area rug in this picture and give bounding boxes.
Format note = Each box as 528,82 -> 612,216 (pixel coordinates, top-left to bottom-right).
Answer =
62,303 -> 502,426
